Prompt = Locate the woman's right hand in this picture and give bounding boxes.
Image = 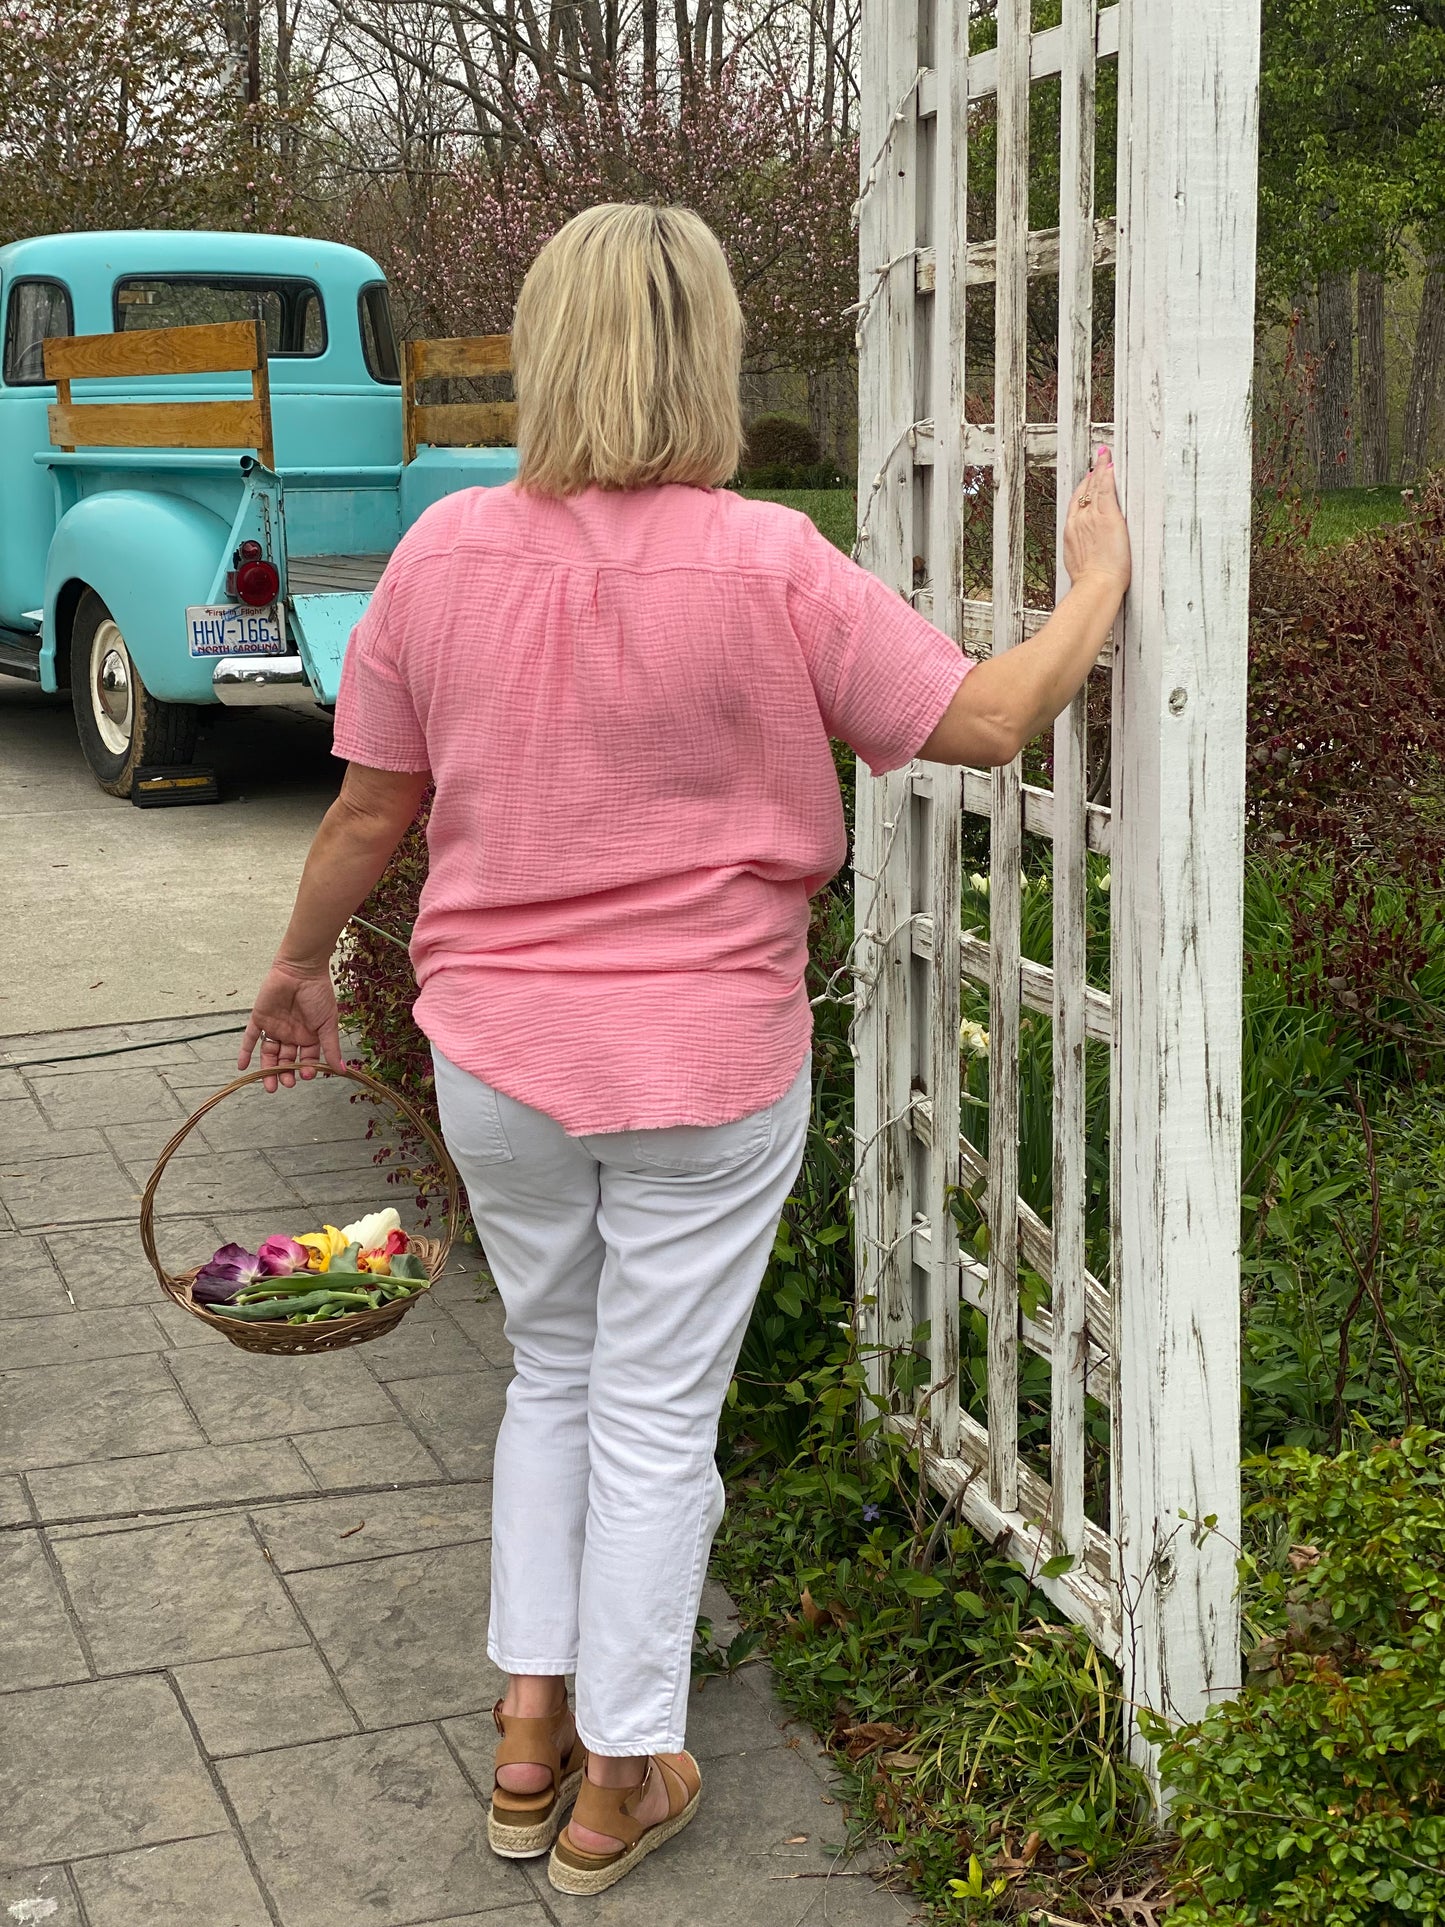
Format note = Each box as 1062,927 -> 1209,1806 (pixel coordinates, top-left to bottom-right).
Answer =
1062,446 -> 1131,595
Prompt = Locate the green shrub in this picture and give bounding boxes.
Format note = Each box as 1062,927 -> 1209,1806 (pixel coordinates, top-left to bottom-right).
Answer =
715,1361 -> 1154,1911
740,457 -> 851,488
742,412 -> 821,471
1146,1429 -> 1445,1927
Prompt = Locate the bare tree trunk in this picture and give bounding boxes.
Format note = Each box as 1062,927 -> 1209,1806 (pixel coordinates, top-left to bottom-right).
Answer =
642,0 -> 658,103
1315,269 -> 1354,490
1294,285 -> 1323,481
1356,268 -> 1388,485
821,0 -> 837,132
674,0 -> 695,105
709,0 -> 723,87
244,0 -> 261,111
1402,254 -> 1445,483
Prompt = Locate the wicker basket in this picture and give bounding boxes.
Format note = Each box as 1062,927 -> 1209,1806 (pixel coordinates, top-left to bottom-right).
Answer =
140,1063 -> 462,1356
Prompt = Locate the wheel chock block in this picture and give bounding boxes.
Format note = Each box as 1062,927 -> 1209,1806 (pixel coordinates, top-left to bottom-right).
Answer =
131,765 -> 221,807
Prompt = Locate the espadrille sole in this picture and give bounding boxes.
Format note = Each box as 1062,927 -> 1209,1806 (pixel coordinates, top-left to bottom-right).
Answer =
488,1764 -> 585,1859
546,1784 -> 701,1895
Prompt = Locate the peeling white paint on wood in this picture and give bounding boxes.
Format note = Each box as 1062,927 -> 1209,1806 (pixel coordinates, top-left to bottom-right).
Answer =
1109,0 -> 1257,1765
985,0 -> 1030,1519
1049,0 -> 1099,1565
854,0 -> 1255,1776
854,0 -> 920,1409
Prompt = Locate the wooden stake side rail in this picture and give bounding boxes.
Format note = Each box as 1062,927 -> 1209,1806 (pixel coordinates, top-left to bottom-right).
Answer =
402,334 -> 515,463
408,401 -> 518,453
44,320 -> 274,468
44,320 -> 265,381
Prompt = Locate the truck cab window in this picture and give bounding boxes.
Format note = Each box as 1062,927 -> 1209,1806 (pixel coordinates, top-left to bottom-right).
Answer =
3,279 -> 75,386
113,277 -> 326,357
358,282 -> 400,384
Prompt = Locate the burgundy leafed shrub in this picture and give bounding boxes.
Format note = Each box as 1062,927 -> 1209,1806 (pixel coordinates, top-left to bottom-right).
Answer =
332,795 -> 451,1211
1247,480 -> 1445,1064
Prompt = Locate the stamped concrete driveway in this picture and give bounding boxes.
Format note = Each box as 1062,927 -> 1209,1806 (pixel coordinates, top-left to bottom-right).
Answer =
1,682 -> 340,1037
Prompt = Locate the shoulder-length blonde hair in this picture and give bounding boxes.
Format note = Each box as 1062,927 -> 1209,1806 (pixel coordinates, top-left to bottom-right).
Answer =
512,203 -> 744,497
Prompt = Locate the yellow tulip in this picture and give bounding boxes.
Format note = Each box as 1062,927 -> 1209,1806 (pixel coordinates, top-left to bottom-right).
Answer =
296,1226 -> 348,1274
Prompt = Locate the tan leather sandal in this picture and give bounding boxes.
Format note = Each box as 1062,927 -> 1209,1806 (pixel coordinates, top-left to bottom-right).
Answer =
547,1751 -> 702,1895
486,1694 -> 588,1859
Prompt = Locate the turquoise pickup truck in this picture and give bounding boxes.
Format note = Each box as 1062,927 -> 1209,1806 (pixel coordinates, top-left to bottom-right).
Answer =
0,229 -> 516,795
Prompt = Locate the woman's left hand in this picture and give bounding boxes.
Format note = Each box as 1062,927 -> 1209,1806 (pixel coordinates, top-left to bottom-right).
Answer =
240,960 -> 345,1092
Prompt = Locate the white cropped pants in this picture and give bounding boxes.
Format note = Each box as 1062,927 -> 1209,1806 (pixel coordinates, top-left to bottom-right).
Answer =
432,1049 -> 811,1757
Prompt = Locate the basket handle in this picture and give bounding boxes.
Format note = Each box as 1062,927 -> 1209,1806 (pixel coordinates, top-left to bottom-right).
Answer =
139,1063 -> 464,1289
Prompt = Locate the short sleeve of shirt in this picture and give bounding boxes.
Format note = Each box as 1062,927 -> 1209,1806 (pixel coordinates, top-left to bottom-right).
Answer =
786,516 -> 973,776
331,561 -> 431,772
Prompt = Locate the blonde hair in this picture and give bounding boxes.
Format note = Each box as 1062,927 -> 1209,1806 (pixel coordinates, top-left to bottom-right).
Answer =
512,203 -> 744,496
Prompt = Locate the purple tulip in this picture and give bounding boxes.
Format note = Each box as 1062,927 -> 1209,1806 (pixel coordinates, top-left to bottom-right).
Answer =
192,1244 -> 266,1304
193,1235 -> 308,1305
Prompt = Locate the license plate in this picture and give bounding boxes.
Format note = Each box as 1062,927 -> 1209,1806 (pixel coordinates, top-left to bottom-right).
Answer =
186,603 -> 286,658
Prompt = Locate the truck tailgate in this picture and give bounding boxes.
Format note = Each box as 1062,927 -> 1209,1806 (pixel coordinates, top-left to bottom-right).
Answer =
285,555 -> 390,703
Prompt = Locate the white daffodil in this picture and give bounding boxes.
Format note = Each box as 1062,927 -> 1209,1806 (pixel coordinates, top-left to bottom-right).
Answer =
1098,870 -> 1111,893
339,1207 -> 402,1252
959,1019 -> 991,1058
967,872 -> 990,895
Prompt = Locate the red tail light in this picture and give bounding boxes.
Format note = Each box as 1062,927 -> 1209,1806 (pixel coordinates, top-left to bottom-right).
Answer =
227,540 -> 281,607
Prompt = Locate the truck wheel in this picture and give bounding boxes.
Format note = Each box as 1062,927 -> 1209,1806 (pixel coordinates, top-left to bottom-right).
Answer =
70,590 -> 198,797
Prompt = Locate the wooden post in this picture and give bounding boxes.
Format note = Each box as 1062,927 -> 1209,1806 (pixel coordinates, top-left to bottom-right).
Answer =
853,0 -> 919,1410
251,319 -> 275,471
402,340 -> 419,465
918,0 -> 971,1462
986,0 -> 1029,1518
1110,0 -> 1260,1771
1049,0 -> 1098,1564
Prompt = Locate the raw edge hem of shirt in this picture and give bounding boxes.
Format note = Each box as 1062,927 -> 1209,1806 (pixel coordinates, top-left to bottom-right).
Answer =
424,1031 -> 815,1139
863,652 -> 975,779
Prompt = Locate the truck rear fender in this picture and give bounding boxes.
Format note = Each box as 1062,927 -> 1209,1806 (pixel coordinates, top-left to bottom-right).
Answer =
44,491 -> 234,703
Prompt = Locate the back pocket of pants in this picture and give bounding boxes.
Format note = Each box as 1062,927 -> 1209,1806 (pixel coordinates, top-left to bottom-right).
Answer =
432,1053 -> 514,1166
627,1106 -> 773,1177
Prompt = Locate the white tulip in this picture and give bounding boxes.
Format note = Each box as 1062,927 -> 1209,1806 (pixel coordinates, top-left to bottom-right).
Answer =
340,1207 -> 401,1251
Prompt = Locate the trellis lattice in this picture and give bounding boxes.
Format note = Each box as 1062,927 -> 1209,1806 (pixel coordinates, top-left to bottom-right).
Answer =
852,0 -> 1261,1763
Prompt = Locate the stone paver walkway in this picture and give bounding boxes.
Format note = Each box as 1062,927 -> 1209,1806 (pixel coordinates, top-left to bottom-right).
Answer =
0,1014 -> 914,1927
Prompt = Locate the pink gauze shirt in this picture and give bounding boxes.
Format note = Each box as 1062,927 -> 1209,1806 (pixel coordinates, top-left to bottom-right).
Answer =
330,481 -> 974,1134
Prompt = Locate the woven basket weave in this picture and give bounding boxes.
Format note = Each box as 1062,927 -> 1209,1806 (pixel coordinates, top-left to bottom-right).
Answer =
140,1063 -> 462,1356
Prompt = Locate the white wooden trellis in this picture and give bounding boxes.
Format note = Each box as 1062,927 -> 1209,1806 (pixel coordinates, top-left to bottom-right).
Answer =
852,0 -> 1260,1768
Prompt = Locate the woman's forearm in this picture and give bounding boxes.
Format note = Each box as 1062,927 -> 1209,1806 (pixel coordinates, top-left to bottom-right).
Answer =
274,794 -> 413,973
983,568 -> 1123,749
920,568 -> 1124,766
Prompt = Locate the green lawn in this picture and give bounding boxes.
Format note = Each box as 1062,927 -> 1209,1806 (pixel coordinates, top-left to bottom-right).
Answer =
745,483 -> 1414,562
740,487 -> 856,554
1267,485 -> 1412,548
